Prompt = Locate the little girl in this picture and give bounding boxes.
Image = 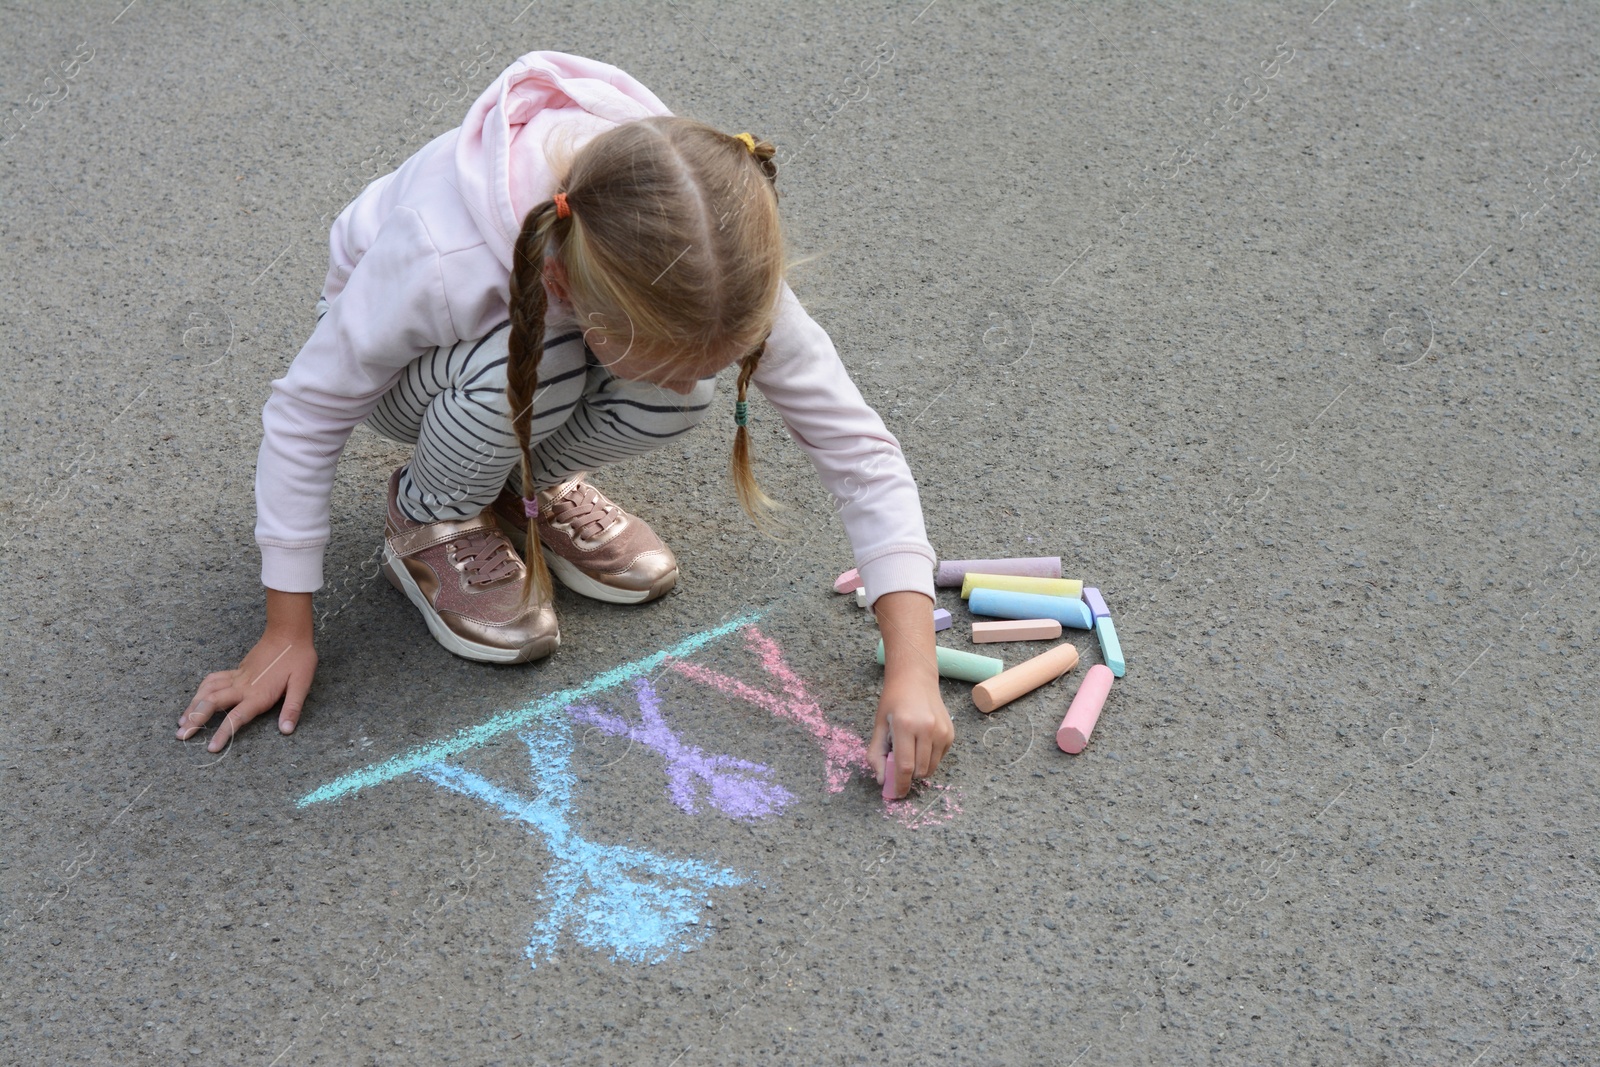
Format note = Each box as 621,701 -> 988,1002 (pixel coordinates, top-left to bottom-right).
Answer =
178,51 -> 951,796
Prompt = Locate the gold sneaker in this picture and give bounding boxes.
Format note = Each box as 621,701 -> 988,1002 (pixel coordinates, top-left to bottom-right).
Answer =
381,466 -> 559,664
493,475 -> 678,604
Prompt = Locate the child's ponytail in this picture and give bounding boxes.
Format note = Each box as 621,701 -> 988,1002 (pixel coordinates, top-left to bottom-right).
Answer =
505,198 -> 563,605
730,339 -> 777,522
727,132 -> 780,525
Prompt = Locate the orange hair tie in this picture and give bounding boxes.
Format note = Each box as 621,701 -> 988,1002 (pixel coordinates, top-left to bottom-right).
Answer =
553,192 -> 570,219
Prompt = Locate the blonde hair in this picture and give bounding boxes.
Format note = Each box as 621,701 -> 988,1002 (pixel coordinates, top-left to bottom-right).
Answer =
505,117 -> 784,602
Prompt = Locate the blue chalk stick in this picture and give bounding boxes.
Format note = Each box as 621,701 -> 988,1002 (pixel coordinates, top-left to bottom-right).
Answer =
968,588 -> 1092,629
1083,586 -> 1111,621
933,608 -> 953,632
1095,616 -> 1126,677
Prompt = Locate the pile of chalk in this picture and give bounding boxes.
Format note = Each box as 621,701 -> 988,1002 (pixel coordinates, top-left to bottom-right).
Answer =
835,556 -> 1125,788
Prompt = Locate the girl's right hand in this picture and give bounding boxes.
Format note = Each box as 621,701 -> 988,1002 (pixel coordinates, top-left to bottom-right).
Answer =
177,589 -> 317,752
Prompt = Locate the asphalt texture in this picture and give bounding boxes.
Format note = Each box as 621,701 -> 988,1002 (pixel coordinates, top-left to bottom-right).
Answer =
3,2 -> 1599,1064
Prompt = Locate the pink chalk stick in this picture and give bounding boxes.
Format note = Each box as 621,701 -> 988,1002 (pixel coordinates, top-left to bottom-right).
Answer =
834,568 -> 863,594
882,752 -> 900,799
972,619 -> 1063,644
935,556 -> 1061,587
1057,664 -> 1114,754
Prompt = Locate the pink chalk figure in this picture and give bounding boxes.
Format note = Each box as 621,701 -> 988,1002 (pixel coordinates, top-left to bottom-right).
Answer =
672,627 -> 867,792
569,677 -> 795,822
671,627 -> 962,829
882,783 -> 963,830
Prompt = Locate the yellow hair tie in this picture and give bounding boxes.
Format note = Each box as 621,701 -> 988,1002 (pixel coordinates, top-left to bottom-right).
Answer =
735,132 -> 757,155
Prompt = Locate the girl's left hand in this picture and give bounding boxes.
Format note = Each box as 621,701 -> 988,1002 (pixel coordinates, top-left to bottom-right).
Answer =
867,591 -> 954,798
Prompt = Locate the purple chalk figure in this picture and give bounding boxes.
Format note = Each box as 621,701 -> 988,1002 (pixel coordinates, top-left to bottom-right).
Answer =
570,677 -> 795,822
1083,586 -> 1111,621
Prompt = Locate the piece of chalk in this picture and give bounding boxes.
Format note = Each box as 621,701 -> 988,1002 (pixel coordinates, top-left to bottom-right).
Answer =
1095,616 -> 1126,677
1057,664 -> 1114,753
960,573 -> 1084,600
971,619 -> 1063,644
969,588 -> 1093,629
1083,586 -> 1111,621
834,567 -> 862,594
855,587 -> 868,608
875,639 -> 1003,683
972,642 -> 1080,713
882,752 -> 899,800
871,607 -> 953,630
935,556 -> 1062,587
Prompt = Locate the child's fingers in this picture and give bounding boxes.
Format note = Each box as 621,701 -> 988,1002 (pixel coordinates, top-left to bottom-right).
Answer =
866,722 -> 889,781
207,696 -> 274,753
180,671 -> 237,724
178,685 -> 242,739
279,671 -> 313,735
896,737 -> 920,796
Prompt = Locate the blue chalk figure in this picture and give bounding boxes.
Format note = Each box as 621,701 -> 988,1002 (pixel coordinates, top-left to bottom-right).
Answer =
968,587 -> 1093,629
1095,616 -> 1126,677
420,718 -> 745,967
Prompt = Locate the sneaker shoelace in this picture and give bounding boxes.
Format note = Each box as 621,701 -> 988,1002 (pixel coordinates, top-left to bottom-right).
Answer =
546,480 -> 621,540
451,528 -> 522,586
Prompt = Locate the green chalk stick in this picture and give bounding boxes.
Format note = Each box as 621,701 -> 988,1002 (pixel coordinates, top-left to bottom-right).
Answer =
876,639 -> 1004,683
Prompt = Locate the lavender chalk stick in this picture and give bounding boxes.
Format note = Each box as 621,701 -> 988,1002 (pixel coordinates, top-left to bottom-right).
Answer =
1083,586 -> 1111,621
935,556 -> 1062,587
969,588 -> 1093,629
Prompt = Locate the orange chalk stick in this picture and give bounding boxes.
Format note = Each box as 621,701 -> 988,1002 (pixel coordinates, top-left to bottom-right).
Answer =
972,619 -> 1063,644
1057,664 -> 1114,753
971,642 -> 1080,713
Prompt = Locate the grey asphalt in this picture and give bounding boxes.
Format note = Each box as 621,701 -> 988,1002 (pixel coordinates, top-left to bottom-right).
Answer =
3,1 -> 1598,1064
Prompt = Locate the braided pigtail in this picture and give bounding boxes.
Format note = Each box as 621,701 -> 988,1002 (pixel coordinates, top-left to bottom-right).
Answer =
730,339 -> 778,522
505,199 -> 563,604
726,131 -> 781,525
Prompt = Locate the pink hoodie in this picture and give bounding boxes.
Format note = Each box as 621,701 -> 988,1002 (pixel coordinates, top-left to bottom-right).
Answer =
256,51 -> 935,605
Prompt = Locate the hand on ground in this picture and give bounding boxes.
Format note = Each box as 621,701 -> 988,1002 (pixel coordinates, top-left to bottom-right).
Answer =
178,632 -> 317,752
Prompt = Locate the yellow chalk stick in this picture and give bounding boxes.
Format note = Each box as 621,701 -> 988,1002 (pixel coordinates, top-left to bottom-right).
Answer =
960,573 -> 1084,600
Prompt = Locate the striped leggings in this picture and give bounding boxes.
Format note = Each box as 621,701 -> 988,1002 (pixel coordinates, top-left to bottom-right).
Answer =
329,300 -> 717,525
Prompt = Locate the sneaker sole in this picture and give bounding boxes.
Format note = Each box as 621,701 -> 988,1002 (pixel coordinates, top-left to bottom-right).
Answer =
382,546 -> 558,664
542,548 -> 677,605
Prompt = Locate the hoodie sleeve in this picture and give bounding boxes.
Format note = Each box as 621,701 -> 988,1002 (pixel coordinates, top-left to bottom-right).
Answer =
752,283 -> 936,605
255,206 -> 456,592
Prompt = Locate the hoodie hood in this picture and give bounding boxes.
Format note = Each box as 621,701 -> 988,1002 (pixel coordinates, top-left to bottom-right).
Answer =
454,51 -> 673,272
